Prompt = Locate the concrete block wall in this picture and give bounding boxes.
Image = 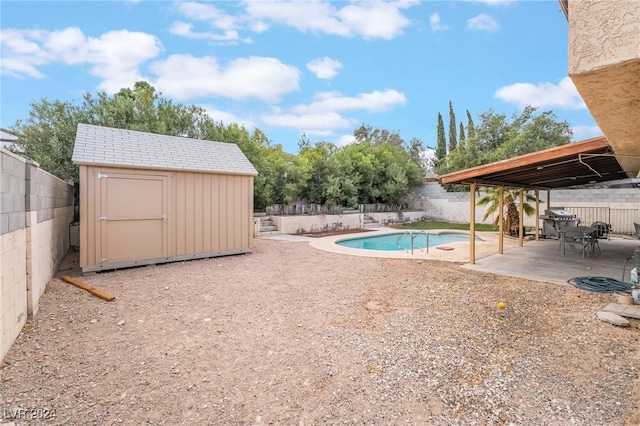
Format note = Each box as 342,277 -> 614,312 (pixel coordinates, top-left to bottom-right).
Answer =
270,211 -> 427,235
1,151 -> 29,360
1,229 -> 28,361
411,182 -> 640,234
272,213 -> 365,234
1,149 -> 27,234
410,182 -> 503,226
549,188 -> 640,234
1,148 -> 74,361
26,206 -> 73,316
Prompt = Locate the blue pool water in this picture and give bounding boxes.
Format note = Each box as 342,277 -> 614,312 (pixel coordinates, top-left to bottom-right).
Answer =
336,232 -> 482,251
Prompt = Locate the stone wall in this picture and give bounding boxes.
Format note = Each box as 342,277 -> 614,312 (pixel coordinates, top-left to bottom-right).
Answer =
1,148 -> 74,360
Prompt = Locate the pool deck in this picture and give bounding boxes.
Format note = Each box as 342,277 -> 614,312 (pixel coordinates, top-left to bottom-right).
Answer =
261,227 -> 521,262
259,227 -> 640,286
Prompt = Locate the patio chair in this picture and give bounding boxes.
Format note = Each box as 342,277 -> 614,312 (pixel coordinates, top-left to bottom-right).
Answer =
591,221 -> 611,240
560,228 -> 599,258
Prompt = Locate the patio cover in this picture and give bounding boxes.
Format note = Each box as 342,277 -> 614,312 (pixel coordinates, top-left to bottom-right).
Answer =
437,135 -> 629,264
439,136 -> 628,190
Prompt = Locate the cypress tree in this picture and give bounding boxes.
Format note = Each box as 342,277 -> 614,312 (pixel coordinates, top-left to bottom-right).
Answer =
466,110 -> 476,141
448,100 -> 457,152
436,113 -> 446,163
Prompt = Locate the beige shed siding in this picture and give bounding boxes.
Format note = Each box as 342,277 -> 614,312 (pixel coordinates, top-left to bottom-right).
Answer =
79,165 -> 254,272
172,171 -> 253,257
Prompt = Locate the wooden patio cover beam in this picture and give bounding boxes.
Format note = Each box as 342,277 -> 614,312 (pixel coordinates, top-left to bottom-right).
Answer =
439,136 -> 612,189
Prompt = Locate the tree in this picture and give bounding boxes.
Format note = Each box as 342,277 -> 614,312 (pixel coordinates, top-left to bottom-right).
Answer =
448,100 -> 457,152
466,110 -> 476,141
10,81 -> 293,210
354,124 -> 404,146
292,141 -> 337,205
407,137 -> 428,173
435,105 -> 572,179
458,121 -> 466,151
435,113 -> 447,166
477,187 -> 539,235
10,99 -> 82,180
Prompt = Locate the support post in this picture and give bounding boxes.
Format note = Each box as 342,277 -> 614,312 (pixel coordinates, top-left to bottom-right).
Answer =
519,188 -> 524,247
470,182 -> 476,264
498,186 -> 504,254
535,190 -> 540,240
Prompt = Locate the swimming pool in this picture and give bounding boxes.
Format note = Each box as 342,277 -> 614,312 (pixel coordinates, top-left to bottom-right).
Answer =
336,231 -> 482,251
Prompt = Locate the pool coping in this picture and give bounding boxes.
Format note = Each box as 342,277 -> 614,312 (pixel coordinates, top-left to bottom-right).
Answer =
306,227 -> 521,263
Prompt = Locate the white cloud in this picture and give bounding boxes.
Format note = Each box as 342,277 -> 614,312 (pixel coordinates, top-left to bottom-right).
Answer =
201,106 -> 256,130
430,13 -> 450,32
306,57 -> 343,79
169,21 -> 244,42
335,134 -> 356,147
176,2 -> 240,32
494,77 -> 587,110
170,3 -> 253,43
150,54 -> 300,102
291,89 -> 407,114
262,111 -> 357,136
571,125 -> 602,140
0,29 -> 49,78
261,89 -> 407,136
243,0 -> 417,40
467,13 -> 500,32
0,27 -> 162,92
170,1 -> 418,43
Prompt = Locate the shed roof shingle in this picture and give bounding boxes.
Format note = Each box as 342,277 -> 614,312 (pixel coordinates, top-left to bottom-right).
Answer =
72,123 -> 258,175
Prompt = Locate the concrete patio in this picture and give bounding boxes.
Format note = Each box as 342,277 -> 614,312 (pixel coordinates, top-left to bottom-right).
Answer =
464,235 -> 640,286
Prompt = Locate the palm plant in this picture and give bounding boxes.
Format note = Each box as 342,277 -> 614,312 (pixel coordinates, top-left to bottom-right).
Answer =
477,187 -> 539,235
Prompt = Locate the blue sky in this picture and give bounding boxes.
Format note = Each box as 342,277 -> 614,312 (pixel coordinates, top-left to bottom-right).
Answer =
1,0 -> 601,156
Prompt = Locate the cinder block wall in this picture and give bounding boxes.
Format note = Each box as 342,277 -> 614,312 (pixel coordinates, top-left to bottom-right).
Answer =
1,150 -> 29,360
26,160 -> 74,316
410,182 -> 640,233
1,149 -> 74,360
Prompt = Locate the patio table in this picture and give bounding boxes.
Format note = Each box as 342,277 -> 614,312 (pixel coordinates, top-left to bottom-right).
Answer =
559,226 -> 600,257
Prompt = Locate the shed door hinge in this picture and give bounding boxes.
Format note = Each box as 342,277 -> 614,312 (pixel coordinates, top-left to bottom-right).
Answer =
97,173 -> 108,179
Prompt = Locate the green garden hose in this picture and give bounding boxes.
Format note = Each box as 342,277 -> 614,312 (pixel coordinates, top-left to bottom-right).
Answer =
567,276 -> 632,293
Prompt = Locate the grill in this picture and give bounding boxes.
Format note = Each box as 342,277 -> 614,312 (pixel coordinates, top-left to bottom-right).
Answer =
540,208 -> 580,239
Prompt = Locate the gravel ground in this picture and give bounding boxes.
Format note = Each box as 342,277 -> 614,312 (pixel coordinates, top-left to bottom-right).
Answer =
1,238 -> 639,425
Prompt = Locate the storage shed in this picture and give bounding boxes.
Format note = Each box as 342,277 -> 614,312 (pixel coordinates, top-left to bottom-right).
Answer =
72,123 -> 258,273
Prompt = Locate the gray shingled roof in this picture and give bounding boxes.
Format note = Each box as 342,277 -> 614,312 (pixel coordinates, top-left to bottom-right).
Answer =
72,123 -> 258,175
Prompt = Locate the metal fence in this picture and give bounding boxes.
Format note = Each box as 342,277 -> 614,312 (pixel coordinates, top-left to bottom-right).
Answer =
564,206 -> 639,235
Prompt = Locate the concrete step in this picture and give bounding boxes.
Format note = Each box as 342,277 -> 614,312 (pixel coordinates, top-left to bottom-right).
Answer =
364,223 -> 383,229
259,230 -> 282,236
259,216 -> 278,232
363,215 -> 376,225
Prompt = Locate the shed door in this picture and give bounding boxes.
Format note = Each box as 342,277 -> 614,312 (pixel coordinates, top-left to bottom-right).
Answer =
97,171 -> 169,265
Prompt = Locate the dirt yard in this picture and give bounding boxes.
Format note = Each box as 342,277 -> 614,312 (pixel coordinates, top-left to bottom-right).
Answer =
1,238 -> 639,425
